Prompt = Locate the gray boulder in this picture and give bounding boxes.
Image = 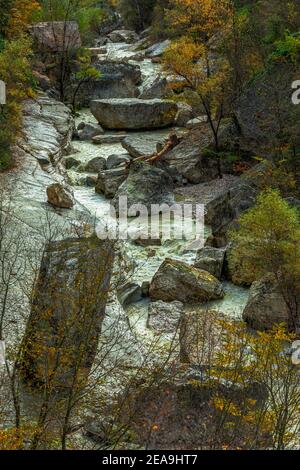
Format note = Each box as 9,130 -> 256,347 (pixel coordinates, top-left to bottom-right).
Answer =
117,282 -> 142,307
106,153 -> 131,170
20,236 -> 114,386
96,167 -> 128,198
122,134 -> 167,158
73,61 -> 141,105
194,247 -> 226,279
112,161 -> 174,214
90,98 -> 178,130
242,274 -> 290,330
175,103 -> 194,127
139,75 -> 168,99
186,116 -> 207,129
149,258 -> 224,303
84,156 -> 107,173
161,127 -> 221,183
30,21 -> 81,53
47,183 -> 75,209
78,122 -> 104,140
148,300 -> 184,334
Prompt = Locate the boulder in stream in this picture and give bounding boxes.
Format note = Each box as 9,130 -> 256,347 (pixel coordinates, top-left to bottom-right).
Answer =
77,122 -> 104,140
149,258 -> 225,303
96,167 -> 128,198
47,183 -> 75,209
90,98 -> 178,130
242,273 -> 290,330
139,74 -> 168,99
122,134 -> 167,158
84,156 -> 107,173
194,247 -> 226,279
112,161 -> 174,213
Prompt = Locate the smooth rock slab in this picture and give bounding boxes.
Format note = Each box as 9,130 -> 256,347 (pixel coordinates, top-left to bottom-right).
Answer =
149,258 -> 224,303
90,98 -> 178,130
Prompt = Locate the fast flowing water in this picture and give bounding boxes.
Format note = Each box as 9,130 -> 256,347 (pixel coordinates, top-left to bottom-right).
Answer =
68,40 -> 249,343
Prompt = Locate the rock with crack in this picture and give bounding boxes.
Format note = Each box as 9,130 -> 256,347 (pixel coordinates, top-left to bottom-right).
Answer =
47,183 -> 75,209
194,247 -> 226,279
149,258 -> 225,303
147,300 -> 184,334
112,161 -> 174,214
96,167 -> 128,199
20,236 -> 114,387
90,98 -> 178,130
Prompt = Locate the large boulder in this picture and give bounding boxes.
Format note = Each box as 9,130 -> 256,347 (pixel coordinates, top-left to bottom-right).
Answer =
242,274 -> 290,330
194,247 -> 226,279
112,161 -> 174,214
29,21 -> 81,53
96,167 -> 128,198
73,61 -> 141,105
149,258 -> 224,303
122,134 -> 167,158
90,98 -> 178,130
147,300 -> 184,334
20,237 -> 114,386
47,183 -> 75,209
161,127 -> 222,184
